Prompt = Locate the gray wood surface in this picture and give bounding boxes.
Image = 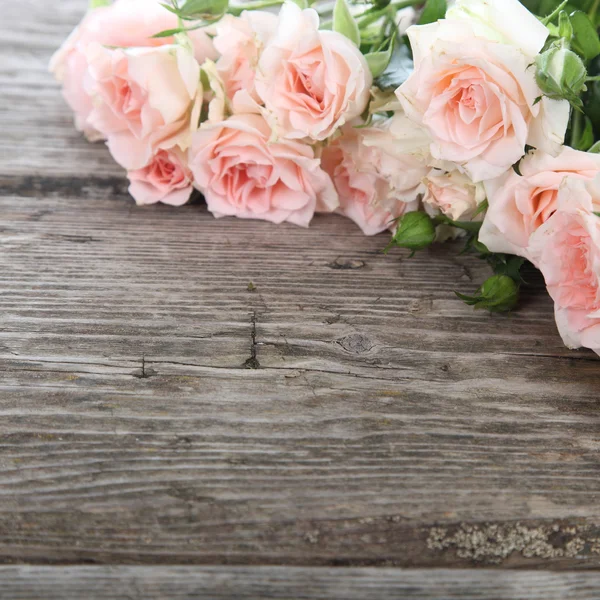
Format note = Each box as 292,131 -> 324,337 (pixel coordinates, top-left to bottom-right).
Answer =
1,566 -> 600,600
3,0 -> 600,597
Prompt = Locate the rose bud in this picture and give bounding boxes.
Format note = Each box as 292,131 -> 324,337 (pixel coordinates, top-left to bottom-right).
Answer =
389,211 -> 436,253
457,275 -> 520,313
536,41 -> 587,107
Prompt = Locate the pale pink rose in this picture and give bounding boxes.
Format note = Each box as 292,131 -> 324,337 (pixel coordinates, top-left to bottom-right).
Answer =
528,181 -> 600,355
447,0 -> 550,59
128,149 -> 193,207
396,19 -> 570,182
50,26 -> 101,141
189,114 -> 338,227
50,0 -> 216,140
213,12 -> 277,104
84,43 -> 203,170
480,148 -> 600,258
321,121 -> 426,235
254,2 -> 372,141
423,169 -> 486,221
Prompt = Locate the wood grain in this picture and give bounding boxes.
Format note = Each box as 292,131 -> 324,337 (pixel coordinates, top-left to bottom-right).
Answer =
2,567 -> 600,600
2,0 -> 600,588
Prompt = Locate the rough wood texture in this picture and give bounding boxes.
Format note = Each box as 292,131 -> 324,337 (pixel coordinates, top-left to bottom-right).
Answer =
3,0 -> 600,596
2,567 -> 600,600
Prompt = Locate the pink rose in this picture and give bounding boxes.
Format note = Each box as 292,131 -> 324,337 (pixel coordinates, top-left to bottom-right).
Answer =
447,0 -> 550,59
321,121 -> 426,235
423,169 -> 485,221
480,148 -> 600,258
84,42 -> 203,170
254,2 -> 372,141
189,114 -> 338,227
50,0 -> 216,140
128,149 -> 193,207
528,181 -> 600,355
396,19 -> 570,182
213,12 -> 277,104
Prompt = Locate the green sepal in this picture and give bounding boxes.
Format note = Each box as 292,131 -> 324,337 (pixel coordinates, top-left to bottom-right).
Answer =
418,0 -> 447,25
364,33 -> 396,78
333,0 -> 361,46
388,212 -> 436,253
455,275 -> 520,313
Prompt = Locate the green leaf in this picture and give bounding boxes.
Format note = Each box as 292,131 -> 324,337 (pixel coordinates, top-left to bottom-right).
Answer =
89,0 -> 111,8
289,0 -> 308,7
575,115 -> 595,149
589,140 -> 600,152
183,0 -> 216,13
583,78 -> 600,130
470,238 -> 491,255
434,214 -> 482,234
570,10 -> 600,60
151,27 -> 187,38
166,0 -> 229,21
418,0 -> 448,25
520,0 -> 542,13
492,256 -> 526,282
333,0 -> 360,46
374,43 -> 413,91
160,2 -> 181,15
364,33 -> 396,78
472,199 -> 489,218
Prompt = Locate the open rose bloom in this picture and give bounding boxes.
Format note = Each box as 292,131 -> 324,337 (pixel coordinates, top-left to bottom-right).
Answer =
396,9 -> 570,182
321,119 -> 426,235
51,0 -> 600,358
50,0 -> 216,141
529,181 -> 600,353
480,148 -> 600,258
255,2 -> 372,141
189,114 -> 338,226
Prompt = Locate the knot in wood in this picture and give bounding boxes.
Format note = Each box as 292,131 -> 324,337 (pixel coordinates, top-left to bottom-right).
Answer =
326,258 -> 366,270
336,333 -> 374,354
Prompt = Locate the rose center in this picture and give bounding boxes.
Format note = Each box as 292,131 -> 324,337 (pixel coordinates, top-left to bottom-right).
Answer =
461,87 -> 476,109
115,77 -> 143,118
288,63 -> 325,107
530,188 -> 558,231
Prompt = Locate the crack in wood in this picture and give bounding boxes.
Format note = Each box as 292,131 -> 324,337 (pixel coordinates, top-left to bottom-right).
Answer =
243,311 -> 261,369
133,356 -> 156,379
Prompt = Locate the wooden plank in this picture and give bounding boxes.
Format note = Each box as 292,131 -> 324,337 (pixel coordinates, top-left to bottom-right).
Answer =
1,0 -> 600,572
2,173 -> 600,569
1,567 -> 600,600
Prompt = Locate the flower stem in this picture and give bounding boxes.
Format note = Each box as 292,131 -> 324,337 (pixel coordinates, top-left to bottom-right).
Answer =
587,75 -> 600,81
354,0 -> 422,28
570,107 -> 583,148
541,0 -> 568,25
590,0 -> 600,23
229,0 -> 285,15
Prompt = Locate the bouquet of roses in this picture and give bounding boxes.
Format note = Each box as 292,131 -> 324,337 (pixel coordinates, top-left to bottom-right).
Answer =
52,0 -> 600,357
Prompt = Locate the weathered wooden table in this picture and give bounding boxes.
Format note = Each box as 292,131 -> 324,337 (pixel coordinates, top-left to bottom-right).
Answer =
3,1 -> 600,597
